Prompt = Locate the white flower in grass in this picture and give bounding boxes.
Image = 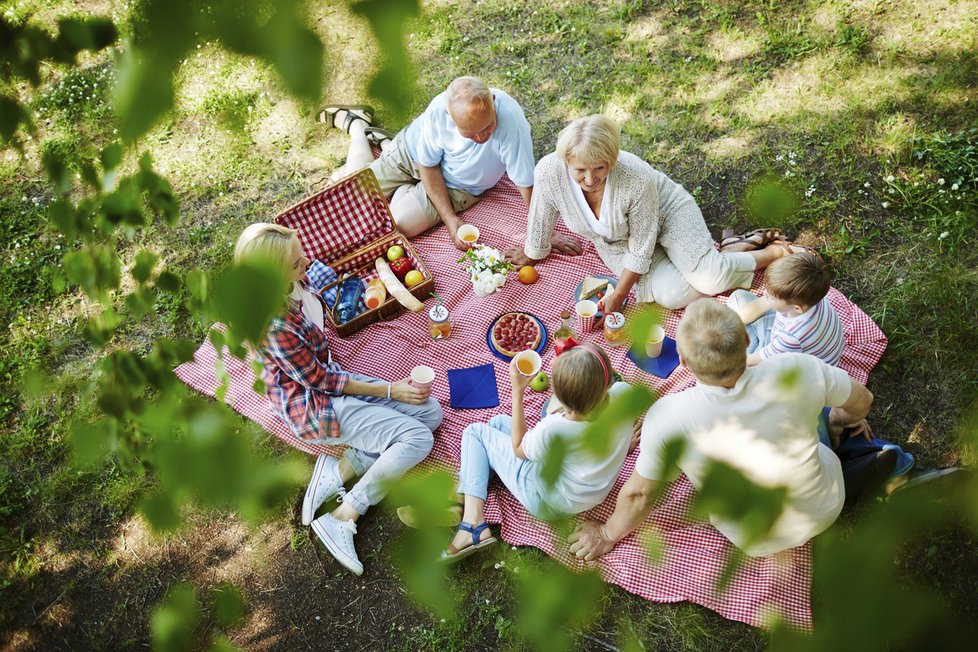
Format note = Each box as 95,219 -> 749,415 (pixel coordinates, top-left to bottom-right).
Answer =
864,182 -> 871,188
939,231 -> 950,240
951,183 -> 959,191
938,178 -> 945,185
885,175 -> 895,183
881,201 -> 889,208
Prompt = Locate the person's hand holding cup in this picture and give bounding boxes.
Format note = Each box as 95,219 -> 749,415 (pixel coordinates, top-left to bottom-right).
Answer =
510,350 -> 541,393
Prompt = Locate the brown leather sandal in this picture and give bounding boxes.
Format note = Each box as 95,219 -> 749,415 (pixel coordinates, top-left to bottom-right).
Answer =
318,104 -> 375,132
719,228 -> 783,252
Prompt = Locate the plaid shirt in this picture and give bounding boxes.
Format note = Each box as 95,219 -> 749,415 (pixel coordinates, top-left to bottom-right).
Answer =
258,295 -> 349,441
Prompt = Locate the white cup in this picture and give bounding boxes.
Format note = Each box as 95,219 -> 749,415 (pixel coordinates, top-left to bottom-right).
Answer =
645,325 -> 666,359
513,350 -> 542,377
410,365 -> 435,389
457,224 -> 480,245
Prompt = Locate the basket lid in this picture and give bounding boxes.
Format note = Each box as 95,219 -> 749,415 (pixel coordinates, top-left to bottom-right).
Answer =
273,168 -> 394,262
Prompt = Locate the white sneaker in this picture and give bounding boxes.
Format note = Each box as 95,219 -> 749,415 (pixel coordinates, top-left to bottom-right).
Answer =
302,455 -> 344,526
311,513 -> 363,575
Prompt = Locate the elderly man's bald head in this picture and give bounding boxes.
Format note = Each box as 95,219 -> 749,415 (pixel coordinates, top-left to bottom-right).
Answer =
447,76 -> 497,144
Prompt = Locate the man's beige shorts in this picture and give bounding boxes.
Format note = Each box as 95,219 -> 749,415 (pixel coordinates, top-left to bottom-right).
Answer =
368,131 -> 481,228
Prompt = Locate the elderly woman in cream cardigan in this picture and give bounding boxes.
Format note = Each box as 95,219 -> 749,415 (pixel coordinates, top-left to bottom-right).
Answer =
505,115 -> 805,310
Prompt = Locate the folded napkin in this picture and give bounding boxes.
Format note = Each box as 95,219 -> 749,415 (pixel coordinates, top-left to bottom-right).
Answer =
447,363 -> 500,409
626,337 -> 681,379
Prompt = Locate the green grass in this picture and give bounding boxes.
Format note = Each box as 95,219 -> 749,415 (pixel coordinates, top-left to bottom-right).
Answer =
2,0 -> 977,649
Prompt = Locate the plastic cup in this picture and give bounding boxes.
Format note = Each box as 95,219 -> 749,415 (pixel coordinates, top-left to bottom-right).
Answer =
514,350 -> 542,377
410,365 -> 435,390
575,299 -> 598,332
457,224 -> 480,245
645,325 -> 666,359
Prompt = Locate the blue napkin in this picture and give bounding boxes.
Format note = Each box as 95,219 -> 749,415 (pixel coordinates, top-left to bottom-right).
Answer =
447,363 -> 500,409
626,337 -> 681,378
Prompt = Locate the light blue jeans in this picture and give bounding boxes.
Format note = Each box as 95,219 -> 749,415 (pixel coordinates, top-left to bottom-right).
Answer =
727,289 -> 775,353
330,372 -> 442,515
457,415 -> 551,519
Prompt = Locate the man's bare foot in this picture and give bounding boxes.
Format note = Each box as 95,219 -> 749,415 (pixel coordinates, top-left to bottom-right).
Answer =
550,231 -> 583,256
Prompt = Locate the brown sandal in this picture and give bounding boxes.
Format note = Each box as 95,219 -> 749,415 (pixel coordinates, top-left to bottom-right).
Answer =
318,104 -> 375,132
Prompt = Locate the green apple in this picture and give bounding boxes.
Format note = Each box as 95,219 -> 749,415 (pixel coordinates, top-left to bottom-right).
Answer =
386,245 -> 405,262
530,371 -> 549,392
403,269 -> 424,288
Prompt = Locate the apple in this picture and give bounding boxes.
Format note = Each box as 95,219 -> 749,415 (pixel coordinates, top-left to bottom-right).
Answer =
404,269 -> 424,288
530,371 -> 549,392
389,256 -> 412,280
386,245 -> 405,262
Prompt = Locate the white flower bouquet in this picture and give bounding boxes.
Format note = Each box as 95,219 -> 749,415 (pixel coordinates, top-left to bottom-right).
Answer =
458,244 -> 514,297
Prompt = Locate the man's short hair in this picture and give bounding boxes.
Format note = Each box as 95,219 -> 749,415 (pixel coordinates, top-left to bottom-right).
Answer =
555,114 -> 621,168
676,299 -> 747,385
765,252 -> 832,308
447,76 -> 493,114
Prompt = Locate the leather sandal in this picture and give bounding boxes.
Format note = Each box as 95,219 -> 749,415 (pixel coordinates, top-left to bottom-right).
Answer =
319,104 -> 374,132
364,126 -> 395,147
437,521 -> 497,564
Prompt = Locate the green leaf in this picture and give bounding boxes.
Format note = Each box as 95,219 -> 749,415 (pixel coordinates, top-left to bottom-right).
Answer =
125,286 -> 156,318
114,48 -> 177,142
516,563 -> 605,652
132,249 -> 159,283
101,142 -> 123,172
352,0 -> 419,122
255,5 -> 324,104
212,261 -> 288,345
694,461 -> 787,549
539,436 -> 569,490
0,93 -> 31,145
140,492 -> 182,533
42,149 -> 72,194
156,270 -> 181,293
56,16 -> 118,52
151,583 -> 200,652
211,583 -> 246,628
70,419 -> 118,468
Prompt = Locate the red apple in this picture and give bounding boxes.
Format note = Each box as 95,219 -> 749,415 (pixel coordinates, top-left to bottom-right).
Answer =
389,256 -> 413,280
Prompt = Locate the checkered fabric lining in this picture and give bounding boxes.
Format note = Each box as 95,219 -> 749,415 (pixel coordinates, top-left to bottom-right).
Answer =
175,176 -> 888,632
274,169 -> 393,263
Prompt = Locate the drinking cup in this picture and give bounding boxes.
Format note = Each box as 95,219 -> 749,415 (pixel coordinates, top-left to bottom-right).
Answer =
645,325 -> 666,359
457,224 -> 480,245
410,365 -> 435,390
575,299 -> 598,332
514,350 -> 542,377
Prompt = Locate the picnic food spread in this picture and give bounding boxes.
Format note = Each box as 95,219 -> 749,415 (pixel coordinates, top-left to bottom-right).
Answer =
491,312 -> 542,357
375,257 -> 424,312
580,275 -> 613,301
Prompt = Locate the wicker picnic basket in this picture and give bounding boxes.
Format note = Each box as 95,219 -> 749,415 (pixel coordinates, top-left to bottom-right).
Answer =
273,168 -> 434,337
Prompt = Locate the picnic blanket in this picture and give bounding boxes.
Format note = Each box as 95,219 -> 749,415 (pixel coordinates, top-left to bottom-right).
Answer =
174,177 -> 887,631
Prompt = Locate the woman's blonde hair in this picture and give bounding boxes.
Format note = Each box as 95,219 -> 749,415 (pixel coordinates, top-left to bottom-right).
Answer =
233,222 -> 297,273
676,299 -> 746,385
552,344 -> 613,417
555,114 -> 620,168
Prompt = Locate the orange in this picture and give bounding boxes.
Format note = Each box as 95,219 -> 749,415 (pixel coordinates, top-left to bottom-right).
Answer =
517,265 -> 538,284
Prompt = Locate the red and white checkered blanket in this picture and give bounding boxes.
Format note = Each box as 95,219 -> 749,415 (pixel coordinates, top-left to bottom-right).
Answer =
175,177 -> 886,631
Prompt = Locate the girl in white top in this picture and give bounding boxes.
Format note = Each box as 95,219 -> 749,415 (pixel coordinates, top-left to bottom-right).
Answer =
439,344 -> 637,563
510,115 -> 802,309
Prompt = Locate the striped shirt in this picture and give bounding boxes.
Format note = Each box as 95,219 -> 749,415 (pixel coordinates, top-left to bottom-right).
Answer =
760,297 -> 845,366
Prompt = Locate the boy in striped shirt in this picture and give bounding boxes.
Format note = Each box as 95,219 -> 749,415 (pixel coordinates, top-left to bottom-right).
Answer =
728,252 -> 843,367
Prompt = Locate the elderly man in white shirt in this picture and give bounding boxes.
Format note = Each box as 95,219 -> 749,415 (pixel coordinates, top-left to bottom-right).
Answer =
568,298 -> 876,560
324,77 -> 581,254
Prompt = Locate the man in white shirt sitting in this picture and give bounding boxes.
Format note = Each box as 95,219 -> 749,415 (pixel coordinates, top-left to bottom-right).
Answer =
568,298 -> 876,559
324,77 -> 581,253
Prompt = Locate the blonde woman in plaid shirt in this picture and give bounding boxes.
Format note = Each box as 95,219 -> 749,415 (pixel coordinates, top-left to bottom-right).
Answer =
235,223 -> 443,576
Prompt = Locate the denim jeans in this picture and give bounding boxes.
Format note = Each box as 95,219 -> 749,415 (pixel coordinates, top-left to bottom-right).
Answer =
457,415 -> 551,519
330,373 -> 443,515
726,289 -> 776,353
